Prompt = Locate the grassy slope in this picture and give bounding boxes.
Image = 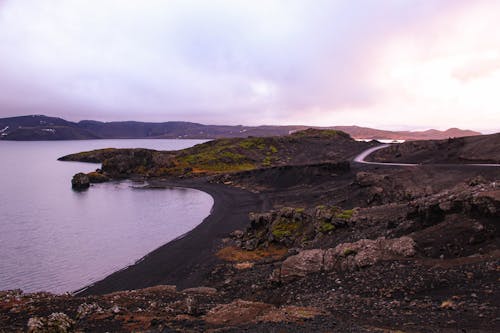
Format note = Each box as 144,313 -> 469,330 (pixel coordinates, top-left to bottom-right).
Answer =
60,129 -> 369,177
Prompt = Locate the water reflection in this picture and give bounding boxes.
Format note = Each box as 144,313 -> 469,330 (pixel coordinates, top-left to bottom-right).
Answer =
0,140 -> 212,293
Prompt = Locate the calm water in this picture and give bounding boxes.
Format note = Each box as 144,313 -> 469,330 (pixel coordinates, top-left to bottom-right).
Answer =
0,139 -> 213,293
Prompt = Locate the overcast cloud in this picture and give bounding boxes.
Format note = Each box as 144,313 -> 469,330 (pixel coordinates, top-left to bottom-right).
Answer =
0,0 -> 499,132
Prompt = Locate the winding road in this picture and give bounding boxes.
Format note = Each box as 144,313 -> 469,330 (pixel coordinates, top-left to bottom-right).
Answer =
353,144 -> 418,166
354,144 -> 500,167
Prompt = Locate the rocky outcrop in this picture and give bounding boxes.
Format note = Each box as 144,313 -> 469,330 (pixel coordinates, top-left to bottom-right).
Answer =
234,206 -> 355,249
407,182 -> 500,222
101,149 -> 155,178
369,133 -> 500,164
71,173 -> 90,189
27,312 -> 74,333
354,170 -> 434,204
274,236 -> 416,281
87,171 -> 109,183
203,299 -> 325,326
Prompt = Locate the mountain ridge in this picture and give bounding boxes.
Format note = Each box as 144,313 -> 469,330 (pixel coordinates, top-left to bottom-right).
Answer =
0,114 -> 482,141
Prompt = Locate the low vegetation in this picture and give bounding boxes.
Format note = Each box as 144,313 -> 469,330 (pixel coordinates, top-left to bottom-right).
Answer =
335,209 -> 354,219
216,245 -> 287,262
60,128 -> 368,178
271,218 -> 302,240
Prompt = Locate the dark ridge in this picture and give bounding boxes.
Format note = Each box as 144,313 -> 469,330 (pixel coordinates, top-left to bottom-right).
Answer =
0,114 -> 483,141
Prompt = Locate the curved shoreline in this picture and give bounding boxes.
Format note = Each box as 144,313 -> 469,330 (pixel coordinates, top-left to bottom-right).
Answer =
77,145 -> 500,296
77,178 -> 265,296
73,183 -> 216,295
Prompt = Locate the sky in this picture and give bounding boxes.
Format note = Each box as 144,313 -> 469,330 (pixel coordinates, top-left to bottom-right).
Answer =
0,0 -> 499,132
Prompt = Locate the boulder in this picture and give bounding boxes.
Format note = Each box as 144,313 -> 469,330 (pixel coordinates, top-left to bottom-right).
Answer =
204,300 -> 273,326
71,173 -> 90,189
280,249 -> 324,278
325,236 -> 416,272
278,236 -> 416,280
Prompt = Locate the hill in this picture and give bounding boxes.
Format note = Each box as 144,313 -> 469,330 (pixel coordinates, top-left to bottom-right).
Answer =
368,133 -> 500,164
330,125 -> 481,141
0,115 -> 99,140
59,129 -> 370,178
0,114 -> 481,141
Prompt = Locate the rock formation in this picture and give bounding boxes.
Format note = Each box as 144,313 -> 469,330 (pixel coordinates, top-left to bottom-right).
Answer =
71,173 -> 90,189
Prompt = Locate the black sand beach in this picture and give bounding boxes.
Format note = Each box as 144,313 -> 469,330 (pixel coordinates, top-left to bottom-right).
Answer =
78,179 -> 266,296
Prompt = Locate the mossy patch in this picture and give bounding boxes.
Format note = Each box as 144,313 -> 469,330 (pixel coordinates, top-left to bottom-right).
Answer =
176,145 -> 256,173
262,156 -> 274,167
335,209 -> 354,220
238,137 -> 266,150
291,128 -> 350,139
319,222 -> 335,233
271,218 -> 301,239
62,128 -> 355,178
343,248 -> 357,257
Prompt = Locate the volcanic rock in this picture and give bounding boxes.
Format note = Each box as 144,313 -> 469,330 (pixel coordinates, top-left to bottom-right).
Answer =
71,173 -> 90,189
278,236 -> 416,280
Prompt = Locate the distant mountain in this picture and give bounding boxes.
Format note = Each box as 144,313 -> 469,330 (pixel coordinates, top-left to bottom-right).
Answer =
329,125 -> 481,141
0,115 -> 482,141
0,115 -> 99,140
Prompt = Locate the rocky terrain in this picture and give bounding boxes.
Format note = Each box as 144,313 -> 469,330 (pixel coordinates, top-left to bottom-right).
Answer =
369,133 -> 500,164
1,129 -> 499,332
0,114 -> 480,141
60,129 -> 371,181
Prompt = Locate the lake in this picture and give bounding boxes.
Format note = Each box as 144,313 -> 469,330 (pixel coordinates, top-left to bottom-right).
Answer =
0,139 -> 213,294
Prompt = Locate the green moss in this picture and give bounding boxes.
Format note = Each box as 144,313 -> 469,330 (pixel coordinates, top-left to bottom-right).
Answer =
271,218 -> 300,239
319,222 -> 335,233
262,156 -> 273,167
238,137 -> 266,150
176,143 -> 257,173
269,145 -> 278,153
335,209 -> 354,220
343,248 -> 357,256
319,221 -> 335,234
238,140 -> 256,149
291,128 -> 347,138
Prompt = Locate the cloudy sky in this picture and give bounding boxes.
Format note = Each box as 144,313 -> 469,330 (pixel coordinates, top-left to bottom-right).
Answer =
0,0 -> 499,132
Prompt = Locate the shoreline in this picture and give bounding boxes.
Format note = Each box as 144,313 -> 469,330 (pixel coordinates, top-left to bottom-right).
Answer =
76,177 -> 265,296
74,145 -> 500,296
